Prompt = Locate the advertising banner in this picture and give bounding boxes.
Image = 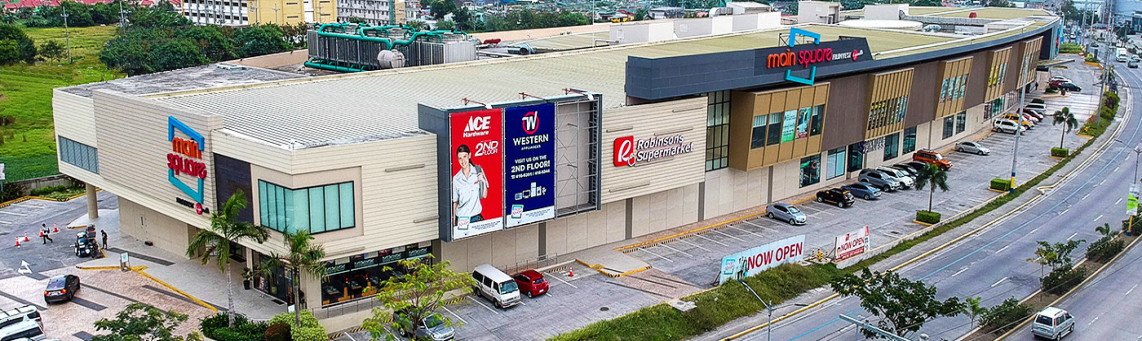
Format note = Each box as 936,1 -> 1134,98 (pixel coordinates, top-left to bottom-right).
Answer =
718,235 -> 805,285
504,104 -> 556,227
834,226 -> 871,262
1129,185 -> 1139,216
449,108 -> 504,238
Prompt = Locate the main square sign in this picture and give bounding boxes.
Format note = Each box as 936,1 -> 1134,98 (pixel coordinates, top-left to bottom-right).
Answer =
167,116 -> 209,215
758,27 -> 874,85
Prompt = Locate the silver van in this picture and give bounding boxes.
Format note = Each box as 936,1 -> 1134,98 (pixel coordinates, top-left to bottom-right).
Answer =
0,320 -> 45,341
471,264 -> 521,309
1031,307 -> 1074,340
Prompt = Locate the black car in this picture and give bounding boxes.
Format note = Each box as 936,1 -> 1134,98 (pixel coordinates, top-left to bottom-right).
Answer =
897,161 -> 929,173
889,165 -> 918,177
1057,82 -> 1082,92
815,188 -> 855,208
44,274 -> 80,304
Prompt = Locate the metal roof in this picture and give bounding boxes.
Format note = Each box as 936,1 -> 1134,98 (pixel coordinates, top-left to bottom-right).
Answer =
62,63 -> 306,98
151,13 -> 1053,150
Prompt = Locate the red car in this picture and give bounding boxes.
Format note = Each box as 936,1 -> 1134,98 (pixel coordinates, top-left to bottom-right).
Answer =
513,270 -> 549,298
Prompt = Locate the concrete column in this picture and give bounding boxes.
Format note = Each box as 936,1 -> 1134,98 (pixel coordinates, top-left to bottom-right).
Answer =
85,183 -> 98,219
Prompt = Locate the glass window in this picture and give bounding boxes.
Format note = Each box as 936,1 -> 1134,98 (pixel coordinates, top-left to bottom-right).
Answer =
940,79 -> 948,101
810,105 -> 823,136
827,147 -> 846,179
258,180 -> 355,234
847,142 -> 864,172
943,116 -> 955,139
883,133 -> 899,161
751,115 -> 767,149
867,96 -> 908,131
704,91 -> 731,171
956,112 -> 967,133
799,154 -> 821,187
796,107 -> 811,139
902,126 -> 917,154
781,109 -> 797,143
58,136 -> 99,174
956,75 -> 967,99
767,112 -> 783,146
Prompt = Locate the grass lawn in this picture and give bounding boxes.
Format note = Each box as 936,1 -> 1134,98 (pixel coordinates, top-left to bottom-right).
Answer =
0,25 -> 121,181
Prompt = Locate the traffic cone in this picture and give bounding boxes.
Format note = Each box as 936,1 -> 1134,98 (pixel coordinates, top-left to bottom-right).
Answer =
568,268 -> 574,277
23,232 -> 29,242
15,238 -> 20,248
52,223 -> 58,233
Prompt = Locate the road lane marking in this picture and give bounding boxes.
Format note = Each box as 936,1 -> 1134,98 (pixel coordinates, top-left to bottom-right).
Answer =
1117,197 -> 1124,205
467,296 -> 500,314
640,247 -> 673,262
950,267 -> 969,278
660,243 -> 693,257
1060,208 -> 1070,216
678,238 -> 712,252
1068,232 -> 1080,240
547,273 -> 578,289
991,277 -> 1009,287
1127,284 -> 1138,297
0,211 -> 25,216
1088,315 -> 1100,327
1093,215 -> 1104,222
995,244 -> 1011,254
1081,193 -> 1091,201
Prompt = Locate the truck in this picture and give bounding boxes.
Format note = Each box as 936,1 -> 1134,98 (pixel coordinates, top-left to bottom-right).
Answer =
1117,47 -> 1129,62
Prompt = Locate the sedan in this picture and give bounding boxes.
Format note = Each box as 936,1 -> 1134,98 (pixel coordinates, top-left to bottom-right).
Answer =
1057,82 -> 1082,92
766,203 -> 807,225
1022,108 -> 1045,121
841,183 -> 882,200
44,275 -> 79,304
956,141 -> 990,155
815,188 -> 855,208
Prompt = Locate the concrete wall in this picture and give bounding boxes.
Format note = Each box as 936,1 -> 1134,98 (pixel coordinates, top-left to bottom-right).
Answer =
675,18 -> 714,38
864,4 -> 908,20
600,98 -> 707,204
701,167 -> 769,219
798,1 -> 839,24
118,197 -> 195,259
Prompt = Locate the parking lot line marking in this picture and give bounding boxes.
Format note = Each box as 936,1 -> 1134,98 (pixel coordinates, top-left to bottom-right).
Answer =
815,209 -> 835,216
1068,232 -> 1080,240
678,238 -> 712,252
1117,198 -> 1124,206
711,229 -> 748,242
694,233 -> 732,247
442,305 -> 468,324
467,297 -> 500,314
547,273 -> 578,289
659,243 -> 693,257
991,277 -> 1008,287
0,288 -> 45,310
0,220 -> 11,225
640,247 -> 674,262
343,331 -> 358,341
740,220 -> 767,231
1093,214 -> 1103,222
728,225 -> 764,238
0,211 -> 26,216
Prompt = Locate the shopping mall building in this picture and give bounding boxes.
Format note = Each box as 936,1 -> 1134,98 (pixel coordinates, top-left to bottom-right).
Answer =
53,5 -> 1059,323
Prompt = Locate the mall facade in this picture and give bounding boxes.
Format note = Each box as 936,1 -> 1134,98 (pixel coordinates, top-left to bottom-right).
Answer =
52,7 -> 1059,324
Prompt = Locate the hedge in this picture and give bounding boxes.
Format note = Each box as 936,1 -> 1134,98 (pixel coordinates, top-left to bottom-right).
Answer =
1041,265 -> 1088,295
916,210 -> 941,224
980,297 -> 1034,334
200,312 -> 268,341
990,178 -> 1012,191
268,311 -> 326,341
1051,147 -> 1069,158
1086,237 -> 1125,263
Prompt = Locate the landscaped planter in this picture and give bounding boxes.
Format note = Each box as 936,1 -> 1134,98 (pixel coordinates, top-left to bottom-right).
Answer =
990,178 -> 1012,192
1051,147 -> 1069,158
916,210 -> 941,224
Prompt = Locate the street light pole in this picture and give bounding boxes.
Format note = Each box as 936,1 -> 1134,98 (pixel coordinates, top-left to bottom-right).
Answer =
61,11 -> 71,64
1011,47 -> 1029,193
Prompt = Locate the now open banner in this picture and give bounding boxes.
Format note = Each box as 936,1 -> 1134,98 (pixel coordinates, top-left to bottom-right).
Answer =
834,226 -> 871,262
719,235 -> 805,285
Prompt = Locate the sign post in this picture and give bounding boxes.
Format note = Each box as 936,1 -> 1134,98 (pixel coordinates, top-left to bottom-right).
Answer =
120,252 -> 130,272
1128,185 -> 1139,235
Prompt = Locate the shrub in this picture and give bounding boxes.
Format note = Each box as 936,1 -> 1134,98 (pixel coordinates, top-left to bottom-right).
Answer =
1085,54 -> 1099,63
1041,265 -> 1087,295
1051,147 -> 1069,157
916,210 -> 941,224
1104,91 -> 1120,109
291,326 -> 328,341
1086,237 -> 1125,263
0,183 -> 26,202
269,311 -> 325,341
1045,86 -> 1059,94
980,297 -> 1034,334
990,178 -> 1012,191
200,312 -> 229,337
1059,42 -> 1083,53
1031,98 -> 1045,104
265,323 -> 290,341
201,312 -> 268,341
1100,106 -> 1117,121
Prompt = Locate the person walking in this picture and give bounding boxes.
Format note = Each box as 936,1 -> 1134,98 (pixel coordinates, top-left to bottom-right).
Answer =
101,230 -> 108,250
40,224 -> 53,244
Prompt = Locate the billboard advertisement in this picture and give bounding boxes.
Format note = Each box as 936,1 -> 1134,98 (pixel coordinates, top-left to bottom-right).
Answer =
450,108 -> 504,238
718,235 -> 805,285
1129,185 -> 1139,216
504,104 -> 556,227
834,226 -> 871,262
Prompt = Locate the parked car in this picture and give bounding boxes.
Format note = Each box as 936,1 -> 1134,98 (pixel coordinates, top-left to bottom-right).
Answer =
1003,113 -> 1034,129
1025,103 -> 1048,112
513,270 -> 549,298
1022,109 -> 1045,121
43,275 -> 79,304
815,188 -> 855,207
765,203 -> 807,225
858,169 -> 903,192
897,161 -> 929,174
1031,307 -> 1074,340
841,183 -> 882,200
955,141 -> 990,155
1022,113 -> 1040,123
1057,82 -> 1082,92
0,320 -> 45,341
0,306 -> 41,331
994,119 -> 1026,134
1048,76 -> 1072,84
471,265 -> 521,309
913,150 -> 953,170
877,167 -> 916,188
392,308 -> 455,341
889,164 -> 918,178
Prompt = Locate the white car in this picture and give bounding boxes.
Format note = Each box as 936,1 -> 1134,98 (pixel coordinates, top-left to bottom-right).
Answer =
994,119 -> 1025,134
1048,76 -> 1072,84
955,141 -> 990,155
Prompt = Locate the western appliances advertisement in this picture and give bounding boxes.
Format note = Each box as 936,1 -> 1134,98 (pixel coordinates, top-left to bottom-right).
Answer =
504,104 -> 556,227
718,235 -> 805,284
833,226 -> 870,262
450,108 -> 504,238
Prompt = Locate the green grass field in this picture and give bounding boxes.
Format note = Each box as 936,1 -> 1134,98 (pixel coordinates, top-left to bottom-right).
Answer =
0,25 -> 121,181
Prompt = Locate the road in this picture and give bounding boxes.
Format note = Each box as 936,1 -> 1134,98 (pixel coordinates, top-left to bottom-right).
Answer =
732,62 -> 1142,341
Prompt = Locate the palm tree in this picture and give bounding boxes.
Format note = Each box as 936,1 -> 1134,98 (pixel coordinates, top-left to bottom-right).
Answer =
1053,107 -> 1079,148
262,230 -> 327,326
914,164 -> 950,212
186,190 -> 270,327
964,296 -> 987,330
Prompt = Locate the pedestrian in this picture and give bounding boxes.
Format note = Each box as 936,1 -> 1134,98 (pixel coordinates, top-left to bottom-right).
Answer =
40,224 -> 53,244
101,230 -> 108,250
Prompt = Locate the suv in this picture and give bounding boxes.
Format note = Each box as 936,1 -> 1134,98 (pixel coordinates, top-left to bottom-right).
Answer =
858,169 -> 903,192
994,119 -> 1025,134
1031,307 -> 1074,340
815,188 -> 855,207
913,150 -> 952,170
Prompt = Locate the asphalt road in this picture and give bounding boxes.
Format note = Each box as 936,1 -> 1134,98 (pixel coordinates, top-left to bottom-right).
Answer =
733,62 -> 1142,341
0,192 -> 118,280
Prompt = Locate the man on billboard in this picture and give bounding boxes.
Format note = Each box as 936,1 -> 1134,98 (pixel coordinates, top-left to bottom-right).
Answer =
453,144 -> 490,226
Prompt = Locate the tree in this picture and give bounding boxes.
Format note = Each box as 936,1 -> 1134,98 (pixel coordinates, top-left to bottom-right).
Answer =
91,303 -> 203,341
234,24 -> 291,58
634,8 -> 648,21
437,20 -> 456,31
1026,239 -> 1085,275
150,39 -> 208,72
186,190 -> 270,327
963,296 -> 987,330
1052,107 -> 1079,148
261,230 -> 327,326
175,25 -> 236,61
914,163 -> 949,213
987,0 -> 1013,7
1095,222 -> 1119,240
0,24 -> 37,64
362,256 -> 476,340
428,0 -> 458,20
38,40 -> 65,61
831,269 -> 964,339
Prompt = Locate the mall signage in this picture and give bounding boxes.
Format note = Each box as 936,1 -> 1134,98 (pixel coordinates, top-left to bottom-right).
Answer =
755,28 -> 873,85
449,108 -> 505,238
834,226 -> 871,262
167,116 -> 209,215
718,235 -> 805,285
504,104 -> 556,227
613,134 -> 694,167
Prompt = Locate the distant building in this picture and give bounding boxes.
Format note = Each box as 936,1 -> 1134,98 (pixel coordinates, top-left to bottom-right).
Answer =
338,0 -> 408,25
3,0 -> 176,11
182,0 -> 336,26
726,1 -> 773,15
649,6 -> 684,19
797,1 -> 840,24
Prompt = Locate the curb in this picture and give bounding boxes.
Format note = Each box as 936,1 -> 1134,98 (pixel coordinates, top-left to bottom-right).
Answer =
76,265 -> 147,271
912,220 -> 934,226
133,268 -> 219,313
574,259 -> 651,278
0,188 -> 102,208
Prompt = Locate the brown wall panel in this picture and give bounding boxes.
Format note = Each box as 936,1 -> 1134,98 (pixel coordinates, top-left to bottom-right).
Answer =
822,74 -> 868,151
964,50 -> 990,107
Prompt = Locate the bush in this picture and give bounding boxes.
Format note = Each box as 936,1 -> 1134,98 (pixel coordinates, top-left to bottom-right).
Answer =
269,311 -> 325,341
980,297 -> 1034,334
1046,86 -> 1059,94
1100,106 -> 1117,121
265,323 -> 290,341
200,312 -> 229,336
291,326 -> 328,341
990,178 -> 1012,191
1041,265 -> 1088,295
1085,54 -> 1099,63
1086,237 -> 1125,263
916,210 -> 941,224
201,312 -> 268,341
1059,42 -> 1083,53
0,183 -> 26,202
1031,98 -> 1045,104
1051,147 -> 1069,157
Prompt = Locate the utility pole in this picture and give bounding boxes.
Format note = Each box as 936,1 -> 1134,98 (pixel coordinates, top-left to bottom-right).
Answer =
118,0 -> 127,30
61,11 -> 71,64
1010,43 -> 1029,193
251,0 -> 259,25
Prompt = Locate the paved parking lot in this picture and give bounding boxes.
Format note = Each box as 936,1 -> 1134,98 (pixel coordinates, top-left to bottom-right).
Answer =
0,192 -> 118,280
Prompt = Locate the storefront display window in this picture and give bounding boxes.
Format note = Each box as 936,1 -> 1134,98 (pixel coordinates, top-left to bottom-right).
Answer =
800,155 -> 821,188
751,115 -> 767,149
956,112 -> 967,133
847,143 -> 863,172
883,133 -> 899,161
943,116 -> 955,139
826,147 -> 845,179
259,180 -> 355,234
902,127 -> 917,154
319,243 -> 432,306
704,91 -> 731,171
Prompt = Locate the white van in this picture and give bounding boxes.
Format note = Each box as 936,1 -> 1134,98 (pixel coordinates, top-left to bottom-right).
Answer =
0,306 -> 41,330
1031,307 -> 1074,340
0,320 -> 45,341
471,264 -> 521,309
